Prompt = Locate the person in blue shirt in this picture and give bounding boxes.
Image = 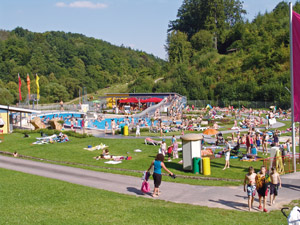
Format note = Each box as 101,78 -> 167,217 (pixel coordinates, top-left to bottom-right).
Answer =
147,153 -> 174,197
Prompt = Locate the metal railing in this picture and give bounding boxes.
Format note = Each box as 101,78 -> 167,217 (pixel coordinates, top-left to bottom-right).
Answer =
263,153 -> 300,174
187,100 -> 277,109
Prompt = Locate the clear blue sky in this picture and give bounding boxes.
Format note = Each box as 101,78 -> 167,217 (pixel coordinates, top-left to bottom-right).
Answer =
0,0 -> 296,59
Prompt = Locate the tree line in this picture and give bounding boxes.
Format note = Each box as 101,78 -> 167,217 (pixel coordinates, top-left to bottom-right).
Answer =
0,28 -> 164,104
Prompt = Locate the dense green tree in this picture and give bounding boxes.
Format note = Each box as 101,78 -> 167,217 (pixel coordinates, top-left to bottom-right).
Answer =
166,31 -> 192,64
0,88 -> 14,104
168,0 -> 246,49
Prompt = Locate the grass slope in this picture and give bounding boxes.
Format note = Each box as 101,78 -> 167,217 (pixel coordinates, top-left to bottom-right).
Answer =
66,83 -> 130,104
0,168 -> 296,225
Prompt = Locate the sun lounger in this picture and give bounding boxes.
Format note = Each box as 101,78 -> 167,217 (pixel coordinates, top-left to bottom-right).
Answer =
194,126 -> 207,131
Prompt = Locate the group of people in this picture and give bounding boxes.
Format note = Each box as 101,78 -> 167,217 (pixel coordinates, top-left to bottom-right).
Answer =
244,166 -> 282,212
158,135 -> 179,162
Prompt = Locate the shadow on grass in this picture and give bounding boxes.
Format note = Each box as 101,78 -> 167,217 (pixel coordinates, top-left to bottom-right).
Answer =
164,161 -> 185,172
210,161 -> 249,171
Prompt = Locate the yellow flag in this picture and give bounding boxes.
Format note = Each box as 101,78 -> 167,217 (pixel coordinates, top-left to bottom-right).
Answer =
36,74 -> 40,100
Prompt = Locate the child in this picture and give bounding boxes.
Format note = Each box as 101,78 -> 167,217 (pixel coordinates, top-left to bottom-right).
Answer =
256,133 -> 261,150
244,166 -> 257,211
147,154 -> 174,197
159,139 -> 167,156
167,145 -> 173,162
136,123 -> 140,137
223,139 -> 231,170
269,167 -> 282,205
105,121 -> 108,133
255,166 -> 268,212
171,135 -> 176,144
286,138 -> 291,153
173,140 -> 179,159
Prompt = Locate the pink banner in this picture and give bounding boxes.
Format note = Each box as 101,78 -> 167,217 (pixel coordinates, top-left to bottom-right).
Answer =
18,73 -> 22,101
293,11 -> 300,122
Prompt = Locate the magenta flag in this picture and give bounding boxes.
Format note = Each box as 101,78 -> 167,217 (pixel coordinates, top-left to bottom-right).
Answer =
18,73 -> 22,101
293,11 -> 300,122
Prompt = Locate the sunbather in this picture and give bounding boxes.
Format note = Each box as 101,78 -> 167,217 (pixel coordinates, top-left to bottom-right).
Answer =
145,137 -> 162,146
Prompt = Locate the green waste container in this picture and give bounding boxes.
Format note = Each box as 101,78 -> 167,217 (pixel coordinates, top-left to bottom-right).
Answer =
193,157 -> 201,174
120,125 -> 125,135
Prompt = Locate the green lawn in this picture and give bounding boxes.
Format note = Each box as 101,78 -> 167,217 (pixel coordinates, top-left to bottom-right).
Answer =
0,168 -> 297,225
0,133 -> 268,186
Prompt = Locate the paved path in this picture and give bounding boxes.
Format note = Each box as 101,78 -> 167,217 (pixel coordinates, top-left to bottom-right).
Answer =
1,155 -> 299,212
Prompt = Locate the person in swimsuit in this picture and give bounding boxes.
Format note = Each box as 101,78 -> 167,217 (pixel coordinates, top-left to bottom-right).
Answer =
262,131 -> 269,155
147,154 -> 173,197
246,132 -> 251,154
244,166 -> 256,211
269,167 -> 282,205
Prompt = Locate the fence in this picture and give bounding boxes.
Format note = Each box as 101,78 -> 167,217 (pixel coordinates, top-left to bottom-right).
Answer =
187,100 -> 277,109
263,153 -> 300,174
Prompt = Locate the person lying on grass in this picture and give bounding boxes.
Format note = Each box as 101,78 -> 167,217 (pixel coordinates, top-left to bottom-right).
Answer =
147,153 -> 174,198
94,149 -> 110,160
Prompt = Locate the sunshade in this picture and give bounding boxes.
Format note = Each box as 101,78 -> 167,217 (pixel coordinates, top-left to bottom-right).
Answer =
119,97 -> 139,103
141,97 -> 163,103
203,128 -> 218,135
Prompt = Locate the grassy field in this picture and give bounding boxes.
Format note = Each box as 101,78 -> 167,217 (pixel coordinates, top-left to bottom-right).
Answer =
1,168 -> 298,225
0,132 -> 269,186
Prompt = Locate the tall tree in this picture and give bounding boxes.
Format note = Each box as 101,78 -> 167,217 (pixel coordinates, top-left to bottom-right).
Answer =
168,0 -> 246,49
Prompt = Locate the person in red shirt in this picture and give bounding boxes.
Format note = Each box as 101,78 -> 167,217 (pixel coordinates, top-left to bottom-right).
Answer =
167,145 -> 173,162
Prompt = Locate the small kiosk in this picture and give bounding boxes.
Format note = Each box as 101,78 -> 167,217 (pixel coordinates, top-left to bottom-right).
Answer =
181,133 -> 203,171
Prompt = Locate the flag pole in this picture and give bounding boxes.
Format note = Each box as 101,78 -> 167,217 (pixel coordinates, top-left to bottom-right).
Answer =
289,2 -> 297,173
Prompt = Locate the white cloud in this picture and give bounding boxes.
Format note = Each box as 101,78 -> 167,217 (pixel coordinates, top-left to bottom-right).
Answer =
55,1 -> 108,9
56,2 -> 67,7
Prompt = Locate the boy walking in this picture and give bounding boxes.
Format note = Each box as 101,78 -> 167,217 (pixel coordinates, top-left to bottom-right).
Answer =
244,166 -> 257,211
223,139 -> 231,170
269,167 -> 282,205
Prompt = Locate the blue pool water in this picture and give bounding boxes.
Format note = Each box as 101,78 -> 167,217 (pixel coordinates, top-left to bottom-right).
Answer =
36,112 -> 179,130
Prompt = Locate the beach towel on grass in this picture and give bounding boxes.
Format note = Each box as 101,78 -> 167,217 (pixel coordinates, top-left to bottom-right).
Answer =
104,161 -> 122,164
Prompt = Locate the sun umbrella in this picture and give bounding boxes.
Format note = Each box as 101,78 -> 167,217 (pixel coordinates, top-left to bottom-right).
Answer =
141,97 -> 163,103
203,128 -> 218,135
119,97 -> 138,103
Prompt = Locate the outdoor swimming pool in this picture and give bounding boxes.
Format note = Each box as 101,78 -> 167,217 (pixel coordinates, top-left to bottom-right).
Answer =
36,112 -> 178,130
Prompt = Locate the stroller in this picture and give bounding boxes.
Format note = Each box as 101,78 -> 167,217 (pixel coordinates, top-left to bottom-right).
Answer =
281,207 -> 300,225
216,132 -> 224,146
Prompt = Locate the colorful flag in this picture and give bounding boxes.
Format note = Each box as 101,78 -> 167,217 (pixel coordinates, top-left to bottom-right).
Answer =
36,74 -> 40,100
27,74 -> 31,100
293,11 -> 300,122
18,73 -> 22,101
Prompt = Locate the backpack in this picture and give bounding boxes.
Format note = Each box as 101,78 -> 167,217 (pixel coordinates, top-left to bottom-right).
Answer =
141,181 -> 150,193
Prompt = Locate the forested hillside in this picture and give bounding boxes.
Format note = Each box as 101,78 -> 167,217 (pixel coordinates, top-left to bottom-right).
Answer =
0,28 -> 165,104
149,1 -> 298,108
0,1 -> 298,108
